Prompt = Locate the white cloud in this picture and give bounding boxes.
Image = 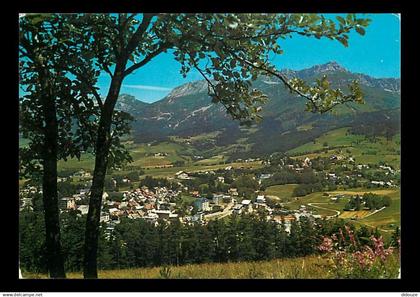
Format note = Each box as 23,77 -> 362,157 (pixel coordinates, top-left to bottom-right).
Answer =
122,84 -> 172,92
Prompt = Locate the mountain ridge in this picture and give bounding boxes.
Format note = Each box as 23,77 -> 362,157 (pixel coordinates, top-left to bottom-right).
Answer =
115,61 -> 400,158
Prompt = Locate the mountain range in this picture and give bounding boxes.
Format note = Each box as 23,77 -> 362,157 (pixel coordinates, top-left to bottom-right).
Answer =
116,61 -> 400,159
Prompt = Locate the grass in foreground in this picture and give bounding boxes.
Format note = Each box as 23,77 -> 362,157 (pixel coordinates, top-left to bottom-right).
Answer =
24,256 -> 334,279
22,252 -> 400,279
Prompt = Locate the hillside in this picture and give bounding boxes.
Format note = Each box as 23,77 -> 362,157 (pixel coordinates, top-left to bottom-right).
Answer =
117,62 -> 400,159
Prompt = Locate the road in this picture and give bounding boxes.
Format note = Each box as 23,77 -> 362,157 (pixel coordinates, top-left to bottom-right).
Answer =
307,203 -> 341,219
362,206 -> 386,219
307,203 -> 392,233
204,202 -> 234,221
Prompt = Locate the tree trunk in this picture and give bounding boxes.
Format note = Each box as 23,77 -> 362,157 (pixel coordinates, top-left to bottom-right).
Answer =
83,69 -> 124,279
41,74 -> 66,279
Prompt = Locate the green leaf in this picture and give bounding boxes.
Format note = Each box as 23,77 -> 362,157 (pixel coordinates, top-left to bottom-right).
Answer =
355,26 -> 365,36
336,16 -> 346,25
336,37 -> 348,47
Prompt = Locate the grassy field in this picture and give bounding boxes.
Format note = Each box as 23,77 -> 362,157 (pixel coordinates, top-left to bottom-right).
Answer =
288,128 -> 400,169
289,128 -> 365,154
195,155 -> 228,165
54,140 -> 262,179
22,252 -> 401,279
264,184 -> 298,202
142,160 -> 262,178
285,191 -> 345,211
339,210 -> 372,219
22,255 -> 334,279
357,188 -> 401,232
277,187 -> 400,230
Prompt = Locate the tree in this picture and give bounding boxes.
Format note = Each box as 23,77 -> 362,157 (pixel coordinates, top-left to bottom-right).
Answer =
19,14 -> 101,278
68,13 -> 370,278
390,226 -> 400,248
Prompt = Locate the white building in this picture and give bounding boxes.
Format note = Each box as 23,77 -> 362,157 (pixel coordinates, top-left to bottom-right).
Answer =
256,195 -> 266,204
77,205 -> 89,215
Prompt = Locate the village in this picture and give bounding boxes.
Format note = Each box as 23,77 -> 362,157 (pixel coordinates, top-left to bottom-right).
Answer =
19,150 -> 400,236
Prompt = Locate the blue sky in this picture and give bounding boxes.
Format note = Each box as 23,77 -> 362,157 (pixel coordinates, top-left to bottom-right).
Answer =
98,13 -> 401,103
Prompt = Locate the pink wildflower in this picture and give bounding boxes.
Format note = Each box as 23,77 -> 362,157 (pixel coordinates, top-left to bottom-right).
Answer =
339,228 -> 345,242
319,236 -> 333,253
345,225 -> 357,247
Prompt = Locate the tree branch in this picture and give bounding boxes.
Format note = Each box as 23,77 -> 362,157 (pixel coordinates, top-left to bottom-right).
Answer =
187,54 -> 232,114
123,42 -> 171,77
71,70 -> 104,109
124,13 -> 155,57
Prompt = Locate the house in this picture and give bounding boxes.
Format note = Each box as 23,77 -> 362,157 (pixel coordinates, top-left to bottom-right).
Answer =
192,212 -> 204,222
190,191 -> 200,197
77,205 -> 89,215
225,166 -> 233,171
256,195 -> 266,204
60,197 -> 73,210
119,201 -> 129,209
259,173 -> 272,180
143,203 -> 155,211
217,176 -> 225,183
228,188 -> 239,196
175,171 -> 190,180
21,197 -> 33,209
128,213 -> 141,220
67,198 -> 76,210
108,208 -> 119,215
100,213 -> 110,223
144,212 -> 159,223
371,181 -> 385,186
282,215 -> 297,233
194,198 -> 211,212
169,212 -> 179,218
303,157 -> 312,167
153,209 -> 171,219
241,199 -> 253,212
327,173 -> 337,179
330,155 -> 343,161
233,204 -> 243,214
212,194 -> 224,205
254,203 -> 268,210
242,199 -> 252,205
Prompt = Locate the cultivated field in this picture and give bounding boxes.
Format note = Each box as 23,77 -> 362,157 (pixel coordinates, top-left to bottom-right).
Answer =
288,128 -> 400,169
264,184 -> 298,202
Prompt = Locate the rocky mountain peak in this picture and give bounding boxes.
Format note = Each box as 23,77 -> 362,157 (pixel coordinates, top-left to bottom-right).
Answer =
166,80 -> 209,100
301,61 -> 348,75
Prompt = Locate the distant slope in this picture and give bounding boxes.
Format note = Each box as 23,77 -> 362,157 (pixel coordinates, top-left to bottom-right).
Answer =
114,62 -> 401,158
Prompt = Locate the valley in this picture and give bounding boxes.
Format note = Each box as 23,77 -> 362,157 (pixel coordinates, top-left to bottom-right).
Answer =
19,62 -> 401,278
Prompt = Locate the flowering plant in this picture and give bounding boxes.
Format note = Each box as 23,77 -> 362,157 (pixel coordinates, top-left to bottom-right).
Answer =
319,225 -> 400,279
